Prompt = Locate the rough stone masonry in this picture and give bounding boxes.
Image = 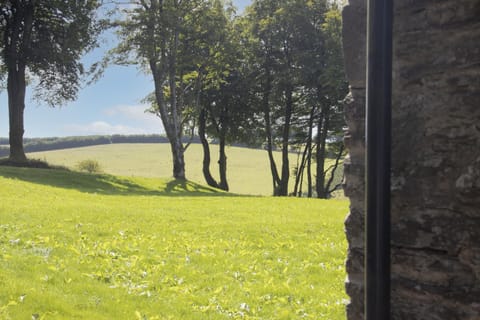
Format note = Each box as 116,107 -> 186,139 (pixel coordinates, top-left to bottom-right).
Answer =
341,0 -> 480,319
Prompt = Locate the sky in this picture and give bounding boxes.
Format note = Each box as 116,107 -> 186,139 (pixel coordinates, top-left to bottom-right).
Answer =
0,0 -> 252,138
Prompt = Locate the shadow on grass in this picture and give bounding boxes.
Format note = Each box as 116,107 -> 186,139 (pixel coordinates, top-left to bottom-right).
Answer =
0,163 -> 227,197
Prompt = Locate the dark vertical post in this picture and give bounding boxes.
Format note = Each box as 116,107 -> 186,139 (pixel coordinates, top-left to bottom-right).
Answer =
365,0 -> 393,319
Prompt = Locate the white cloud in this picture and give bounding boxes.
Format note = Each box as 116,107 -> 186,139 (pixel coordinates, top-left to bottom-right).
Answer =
65,121 -> 150,136
64,104 -> 165,136
103,104 -> 157,122
103,104 -> 163,132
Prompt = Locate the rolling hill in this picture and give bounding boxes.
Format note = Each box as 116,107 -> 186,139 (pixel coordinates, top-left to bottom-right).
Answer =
27,143 -> 344,196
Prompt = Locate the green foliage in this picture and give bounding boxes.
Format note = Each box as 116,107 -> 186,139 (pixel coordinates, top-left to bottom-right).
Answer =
0,0 -> 105,162
112,0 -> 221,179
76,159 -> 103,174
0,166 -> 348,319
109,0 -> 349,192
0,0 -> 104,106
237,0 -> 349,196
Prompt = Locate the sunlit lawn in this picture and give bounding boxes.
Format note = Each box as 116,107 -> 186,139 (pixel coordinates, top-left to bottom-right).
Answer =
0,166 -> 348,319
28,143 -> 344,197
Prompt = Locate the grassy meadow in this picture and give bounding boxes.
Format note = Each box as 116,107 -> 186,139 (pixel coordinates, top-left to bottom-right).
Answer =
0,164 -> 349,319
27,143 -> 344,197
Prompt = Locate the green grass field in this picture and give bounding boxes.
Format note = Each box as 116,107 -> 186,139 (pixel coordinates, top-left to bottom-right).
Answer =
0,165 -> 348,319
27,143 -> 344,197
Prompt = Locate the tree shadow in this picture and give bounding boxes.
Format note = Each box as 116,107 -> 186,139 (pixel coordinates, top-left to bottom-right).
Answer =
164,179 -> 227,196
0,165 -> 229,197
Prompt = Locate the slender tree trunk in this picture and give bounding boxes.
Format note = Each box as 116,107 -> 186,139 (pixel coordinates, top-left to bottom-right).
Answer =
218,130 -> 229,191
325,143 -> 345,195
7,65 -> 27,163
293,144 -> 308,196
263,65 -> 281,195
296,146 -> 307,197
298,161 -> 304,197
278,85 -> 293,196
306,144 -> 313,197
198,108 -> 220,189
306,106 -> 316,198
290,106 -> 315,197
316,102 -> 330,198
217,104 -> 229,191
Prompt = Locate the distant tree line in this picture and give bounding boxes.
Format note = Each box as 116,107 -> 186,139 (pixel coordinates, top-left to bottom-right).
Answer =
0,134 -> 204,157
1,0 -> 348,198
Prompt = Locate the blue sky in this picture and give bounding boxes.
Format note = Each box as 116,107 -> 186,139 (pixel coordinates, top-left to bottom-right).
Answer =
0,0 -> 252,138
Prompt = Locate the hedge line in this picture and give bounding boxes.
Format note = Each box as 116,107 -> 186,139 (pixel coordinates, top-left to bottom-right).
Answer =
0,134 -> 195,157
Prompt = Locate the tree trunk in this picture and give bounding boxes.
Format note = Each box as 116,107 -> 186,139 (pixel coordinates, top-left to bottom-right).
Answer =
5,1 -> 34,163
170,139 -> 185,180
153,91 -> 186,180
168,30 -> 185,180
277,85 -> 294,196
297,152 -> 306,197
293,101 -> 316,198
294,144 -> 308,197
262,65 -> 281,195
218,130 -> 229,191
199,108 -> 220,189
325,143 -> 345,195
149,37 -> 186,181
7,66 -> 27,163
217,105 -> 229,191
306,144 -> 313,197
306,105 -> 316,198
316,102 -> 330,198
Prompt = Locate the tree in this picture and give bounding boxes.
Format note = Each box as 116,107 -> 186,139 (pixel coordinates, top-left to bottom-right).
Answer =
114,0 -> 215,180
199,68 -> 257,191
279,2 -> 347,199
287,0 -> 328,198
0,0 -> 103,162
313,6 -> 348,198
244,0 -> 347,197
191,0 -> 236,191
245,0 -> 298,196
193,1 -> 258,191
245,0 -> 327,196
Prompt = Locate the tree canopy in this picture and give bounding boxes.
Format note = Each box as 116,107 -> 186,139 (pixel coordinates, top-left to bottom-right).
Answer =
0,0 -> 104,161
114,0 -> 215,179
240,0 -> 347,196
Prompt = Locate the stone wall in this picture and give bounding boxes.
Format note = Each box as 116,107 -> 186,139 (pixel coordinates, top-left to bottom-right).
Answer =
342,0 -> 367,318
342,0 -> 480,319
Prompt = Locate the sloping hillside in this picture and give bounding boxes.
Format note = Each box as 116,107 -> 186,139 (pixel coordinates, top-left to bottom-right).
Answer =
27,143 -> 343,196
